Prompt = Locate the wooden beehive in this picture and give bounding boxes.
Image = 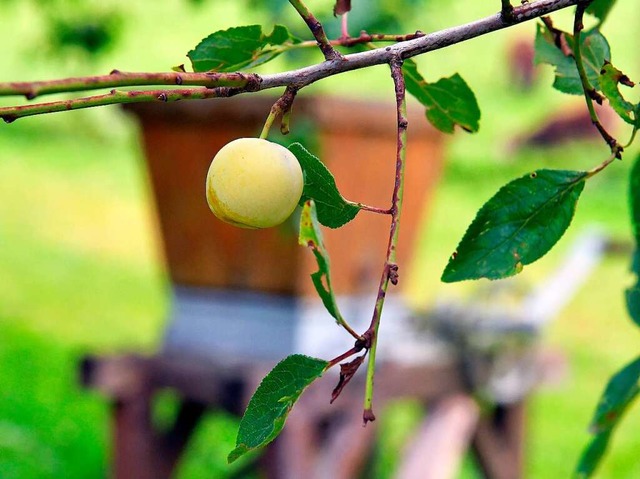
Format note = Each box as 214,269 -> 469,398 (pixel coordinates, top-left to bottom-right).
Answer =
125,95 -> 444,296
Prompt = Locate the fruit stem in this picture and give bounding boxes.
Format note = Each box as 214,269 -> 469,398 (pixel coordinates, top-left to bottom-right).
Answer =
260,86 -> 298,139
362,57 -> 407,424
259,110 -> 278,139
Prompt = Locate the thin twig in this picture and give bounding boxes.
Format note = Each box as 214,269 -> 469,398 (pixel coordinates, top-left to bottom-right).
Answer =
0,87 -> 242,123
288,0 -> 343,61
326,343 -> 366,370
501,0 -> 515,22
341,13 -> 350,39
362,57 -> 408,425
572,1 -> 622,156
357,203 -> 392,215
586,151 -> 618,178
0,71 -> 261,99
0,0 -> 583,122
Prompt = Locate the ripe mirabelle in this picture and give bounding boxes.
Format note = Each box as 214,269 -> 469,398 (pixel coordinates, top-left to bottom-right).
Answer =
206,138 -> 304,229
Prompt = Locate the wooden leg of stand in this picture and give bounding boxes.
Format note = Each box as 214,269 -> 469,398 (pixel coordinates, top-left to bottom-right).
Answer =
472,402 -> 526,479
160,400 -> 207,475
113,390 -> 162,479
314,411 -> 377,479
260,398 -> 325,479
396,394 -> 480,479
113,393 -> 206,479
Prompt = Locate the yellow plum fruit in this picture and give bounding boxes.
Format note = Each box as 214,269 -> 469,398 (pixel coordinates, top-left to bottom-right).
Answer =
206,138 -> 304,228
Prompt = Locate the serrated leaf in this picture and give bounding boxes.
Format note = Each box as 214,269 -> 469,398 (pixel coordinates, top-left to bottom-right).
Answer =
289,143 -> 360,228
575,429 -> 613,479
403,60 -> 480,133
599,62 -> 636,125
188,24 -> 299,73
442,170 -> 587,282
587,0 -> 618,23
589,356 -> 640,433
299,200 -> 347,323
534,24 -> 611,95
228,354 -> 328,463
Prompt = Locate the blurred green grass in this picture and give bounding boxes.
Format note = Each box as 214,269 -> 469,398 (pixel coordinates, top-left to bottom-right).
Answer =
1,0 -> 640,478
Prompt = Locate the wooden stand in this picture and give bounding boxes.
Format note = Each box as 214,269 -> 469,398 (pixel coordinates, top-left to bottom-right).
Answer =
81,96 -> 543,478
82,350 -> 566,479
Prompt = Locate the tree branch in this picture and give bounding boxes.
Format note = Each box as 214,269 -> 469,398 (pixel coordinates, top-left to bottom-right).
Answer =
0,87 -> 242,123
260,0 -> 582,89
288,0 -> 343,61
0,0 -> 582,122
0,71 -> 261,99
362,57 -> 408,425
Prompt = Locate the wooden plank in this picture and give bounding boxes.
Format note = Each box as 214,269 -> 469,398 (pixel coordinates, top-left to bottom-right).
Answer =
471,402 -> 526,479
396,395 -> 480,479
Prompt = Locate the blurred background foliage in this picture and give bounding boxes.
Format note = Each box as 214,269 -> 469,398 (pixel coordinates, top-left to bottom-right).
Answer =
1,0 -> 640,478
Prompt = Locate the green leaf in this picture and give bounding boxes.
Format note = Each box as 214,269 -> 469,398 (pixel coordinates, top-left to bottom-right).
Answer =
630,153 -> 640,242
442,170 -> 587,282
299,200 -> 347,323
589,356 -> 640,433
587,0 -> 618,23
403,60 -> 480,133
626,154 -> 640,327
289,143 -> 360,228
575,357 -> 640,477
575,429 -> 613,479
534,24 -> 611,95
599,62 -> 636,125
188,24 -> 299,72
625,283 -> 640,327
228,354 -> 328,463
579,157 -> 640,478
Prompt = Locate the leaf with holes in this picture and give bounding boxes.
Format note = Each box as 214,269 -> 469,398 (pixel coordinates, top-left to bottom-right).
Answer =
403,60 -> 480,133
534,24 -> 611,95
290,142 -> 360,228
299,200 -> 347,324
442,170 -> 587,282
228,354 -> 328,463
188,25 -> 299,72
599,62 -> 636,125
